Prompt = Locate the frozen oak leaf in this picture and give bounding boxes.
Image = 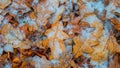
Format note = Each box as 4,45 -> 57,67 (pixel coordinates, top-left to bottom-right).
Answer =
17,39 -> 31,49
20,24 -> 35,38
36,0 -> 59,26
73,36 -> 83,58
1,23 -> 12,35
106,34 -> 118,53
45,21 -> 69,59
0,0 -> 11,9
110,18 -> 120,30
32,56 -> 52,68
91,51 -> 108,62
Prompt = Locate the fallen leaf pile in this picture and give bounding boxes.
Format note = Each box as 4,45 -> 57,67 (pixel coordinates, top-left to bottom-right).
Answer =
0,0 -> 120,68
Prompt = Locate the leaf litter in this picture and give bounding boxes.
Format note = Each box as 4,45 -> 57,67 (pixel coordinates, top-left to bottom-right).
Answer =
0,0 -> 120,68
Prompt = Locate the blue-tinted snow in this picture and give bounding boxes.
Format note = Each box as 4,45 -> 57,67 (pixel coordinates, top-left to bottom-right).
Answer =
4,44 -> 13,52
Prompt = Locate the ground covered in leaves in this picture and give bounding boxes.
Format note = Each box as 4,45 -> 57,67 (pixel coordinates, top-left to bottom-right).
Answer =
0,0 -> 120,68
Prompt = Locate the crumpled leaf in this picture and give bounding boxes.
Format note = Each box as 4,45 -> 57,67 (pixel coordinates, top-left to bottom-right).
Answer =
29,11 -> 36,20
45,20 -> 69,59
32,56 -> 52,68
20,24 -> 35,38
36,0 -> 59,26
110,18 -> 120,30
1,23 -> 11,35
5,13 -> 19,27
109,54 -> 120,68
73,36 -> 83,58
91,52 -> 106,62
18,39 -> 31,49
106,34 -> 118,53
81,45 -> 94,54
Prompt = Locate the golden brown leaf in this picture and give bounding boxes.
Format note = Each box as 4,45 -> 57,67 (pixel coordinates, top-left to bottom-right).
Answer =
73,36 -> 83,58
106,35 -> 118,53
81,45 -> 94,54
29,11 -> 36,20
20,24 -> 35,38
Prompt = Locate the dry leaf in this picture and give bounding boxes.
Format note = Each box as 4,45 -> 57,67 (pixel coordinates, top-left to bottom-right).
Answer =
110,18 -> 120,30
109,54 -> 120,68
45,21 -> 69,59
29,11 -> 36,20
1,23 -> 11,35
18,39 -> 31,49
107,35 -> 118,53
0,0 -> 11,9
5,14 -> 19,27
73,36 -> 83,58
81,45 -> 94,54
20,24 -> 35,38
91,52 -> 106,62
12,57 -> 20,63
20,61 -> 27,68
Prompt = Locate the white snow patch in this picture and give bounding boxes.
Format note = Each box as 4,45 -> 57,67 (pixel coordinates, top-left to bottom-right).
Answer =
0,46 -> 3,55
83,63 -> 89,68
51,59 -> 60,64
32,56 -> 51,68
82,15 -> 100,24
4,63 -> 11,68
94,1 -> 105,14
4,44 -> 13,52
53,40 -> 62,59
105,2 -> 116,19
90,60 -> 108,68
81,28 -> 94,40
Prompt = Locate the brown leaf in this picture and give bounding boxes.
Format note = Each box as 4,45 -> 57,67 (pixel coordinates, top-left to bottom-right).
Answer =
70,16 -> 81,25
5,13 -> 19,27
110,18 -> 120,25
109,54 -> 120,68
110,18 -> 120,30
20,24 -> 35,38
104,0 -> 110,6
12,57 -> 20,63
29,11 -> 36,20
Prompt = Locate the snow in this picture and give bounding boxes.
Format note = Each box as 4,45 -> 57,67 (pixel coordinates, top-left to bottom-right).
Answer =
0,46 -> 3,55
4,63 -> 11,68
114,8 -> 120,13
46,29 -> 55,38
82,15 -> 100,24
83,63 -> 89,68
94,1 -> 105,14
32,56 -> 51,68
105,2 -> 116,19
53,40 -> 62,59
85,2 -> 95,12
0,15 -> 3,24
8,2 -> 31,15
66,46 -> 72,52
90,60 -> 108,68
81,28 -> 93,39
32,0 -> 39,5
4,44 -> 13,52
0,0 -> 119,67
51,59 -> 60,64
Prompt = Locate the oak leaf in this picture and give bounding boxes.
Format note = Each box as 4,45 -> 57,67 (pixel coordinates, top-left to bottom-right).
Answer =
73,36 -> 83,58
45,22 -> 69,59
